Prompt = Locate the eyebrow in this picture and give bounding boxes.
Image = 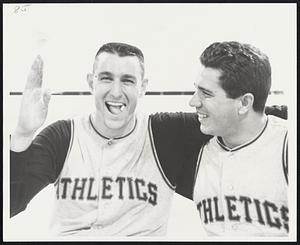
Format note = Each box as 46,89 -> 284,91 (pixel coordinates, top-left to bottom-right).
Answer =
122,74 -> 137,80
96,72 -> 137,80
194,83 -> 214,95
97,72 -> 113,77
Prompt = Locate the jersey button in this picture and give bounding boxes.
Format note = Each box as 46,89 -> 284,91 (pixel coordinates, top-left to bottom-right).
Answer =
232,224 -> 238,230
92,223 -> 102,229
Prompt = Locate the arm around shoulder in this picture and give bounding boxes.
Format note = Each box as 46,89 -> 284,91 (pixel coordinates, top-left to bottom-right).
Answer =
265,105 -> 287,119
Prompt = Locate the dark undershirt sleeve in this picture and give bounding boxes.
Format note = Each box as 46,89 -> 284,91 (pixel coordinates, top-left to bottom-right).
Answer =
150,112 -> 212,200
10,120 -> 71,217
265,105 -> 287,119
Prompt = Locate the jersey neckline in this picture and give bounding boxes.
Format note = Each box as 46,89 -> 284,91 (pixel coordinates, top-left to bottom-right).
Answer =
216,116 -> 269,152
89,114 -> 137,141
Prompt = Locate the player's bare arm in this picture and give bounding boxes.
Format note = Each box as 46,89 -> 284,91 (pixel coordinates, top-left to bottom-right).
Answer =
10,56 -> 51,152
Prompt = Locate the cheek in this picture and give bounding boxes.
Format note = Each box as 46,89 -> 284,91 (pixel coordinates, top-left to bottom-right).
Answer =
217,105 -> 237,124
94,91 -> 103,102
128,94 -> 138,112
94,85 -> 108,98
204,100 -> 221,116
209,101 -> 236,122
125,87 -> 139,102
93,89 -> 106,108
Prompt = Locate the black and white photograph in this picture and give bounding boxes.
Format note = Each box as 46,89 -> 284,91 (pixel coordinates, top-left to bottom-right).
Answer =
3,3 -> 297,242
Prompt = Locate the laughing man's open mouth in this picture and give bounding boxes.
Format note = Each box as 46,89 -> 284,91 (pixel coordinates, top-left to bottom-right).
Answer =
105,101 -> 126,115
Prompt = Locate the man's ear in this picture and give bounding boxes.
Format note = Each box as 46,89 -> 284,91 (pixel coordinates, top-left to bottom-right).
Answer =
87,73 -> 94,92
139,78 -> 149,97
238,93 -> 254,115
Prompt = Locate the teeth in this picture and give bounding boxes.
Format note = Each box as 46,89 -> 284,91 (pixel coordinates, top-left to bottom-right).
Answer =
198,113 -> 208,120
106,101 -> 126,115
107,101 -> 124,106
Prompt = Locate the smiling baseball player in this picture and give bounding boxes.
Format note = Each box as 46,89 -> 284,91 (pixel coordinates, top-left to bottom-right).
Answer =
189,41 -> 288,236
10,42 -> 211,236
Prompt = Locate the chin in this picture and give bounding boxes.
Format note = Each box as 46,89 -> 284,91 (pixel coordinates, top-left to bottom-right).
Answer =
200,125 -> 213,136
104,118 -> 127,130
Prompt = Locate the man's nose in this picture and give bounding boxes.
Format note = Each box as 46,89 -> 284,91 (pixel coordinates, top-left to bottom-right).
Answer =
189,91 -> 202,108
110,80 -> 122,98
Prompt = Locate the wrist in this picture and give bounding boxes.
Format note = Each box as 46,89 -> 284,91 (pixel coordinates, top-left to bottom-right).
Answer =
10,130 -> 35,152
14,126 -> 37,138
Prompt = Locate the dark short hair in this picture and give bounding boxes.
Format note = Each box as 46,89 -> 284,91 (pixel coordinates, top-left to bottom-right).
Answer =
200,41 -> 271,113
95,42 -> 145,78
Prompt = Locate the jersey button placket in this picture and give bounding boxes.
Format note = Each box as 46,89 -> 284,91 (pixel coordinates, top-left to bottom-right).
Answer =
221,150 -> 235,233
226,151 -> 236,192
92,223 -> 102,229
231,224 -> 238,230
97,143 -> 107,222
98,141 -> 116,222
226,150 -> 238,233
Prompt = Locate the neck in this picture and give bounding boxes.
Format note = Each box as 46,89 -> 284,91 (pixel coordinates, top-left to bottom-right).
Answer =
221,112 -> 268,149
91,113 -> 136,139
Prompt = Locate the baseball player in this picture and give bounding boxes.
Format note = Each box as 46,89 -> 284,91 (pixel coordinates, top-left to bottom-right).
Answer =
10,42 -> 287,237
10,42 -> 211,236
187,41 -> 289,236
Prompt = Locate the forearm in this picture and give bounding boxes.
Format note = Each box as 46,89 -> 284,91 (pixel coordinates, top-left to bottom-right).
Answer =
10,148 -> 39,217
265,105 -> 287,119
10,146 -> 56,217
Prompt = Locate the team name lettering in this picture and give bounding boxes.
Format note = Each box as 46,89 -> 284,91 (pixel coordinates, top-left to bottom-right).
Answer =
225,196 -> 241,221
196,196 -> 288,232
239,196 -> 252,222
55,176 -> 158,206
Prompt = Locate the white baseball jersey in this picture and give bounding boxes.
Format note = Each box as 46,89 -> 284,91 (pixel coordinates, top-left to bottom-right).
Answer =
193,115 -> 288,236
51,113 -> 175,236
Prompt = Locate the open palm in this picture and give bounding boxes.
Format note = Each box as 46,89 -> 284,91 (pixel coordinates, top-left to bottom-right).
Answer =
16,55 -> 51,136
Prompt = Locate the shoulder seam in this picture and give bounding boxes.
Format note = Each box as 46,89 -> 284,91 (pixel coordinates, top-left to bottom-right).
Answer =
282,131 -> 288,185
148,116 -> 176,191
54,119 -> 74,185
192,145 -> 205,199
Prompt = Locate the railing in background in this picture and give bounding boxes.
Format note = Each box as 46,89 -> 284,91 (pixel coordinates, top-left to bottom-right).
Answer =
9,90 -> 284,96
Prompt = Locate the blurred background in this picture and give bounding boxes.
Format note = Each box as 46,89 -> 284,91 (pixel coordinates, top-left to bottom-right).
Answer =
3,3 -> 296,241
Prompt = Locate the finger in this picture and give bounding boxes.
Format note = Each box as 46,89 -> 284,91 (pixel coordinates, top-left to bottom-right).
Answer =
25,55 -> 44,90
42,88 -> 52,107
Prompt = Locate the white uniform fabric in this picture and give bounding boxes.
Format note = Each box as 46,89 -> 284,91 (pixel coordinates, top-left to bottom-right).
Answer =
51,113 -> 175,236
193,115 -> 288,236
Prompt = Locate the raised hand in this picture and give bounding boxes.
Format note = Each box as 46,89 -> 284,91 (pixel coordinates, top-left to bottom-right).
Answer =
15,55 -> 51,136
11,56 -> 51,151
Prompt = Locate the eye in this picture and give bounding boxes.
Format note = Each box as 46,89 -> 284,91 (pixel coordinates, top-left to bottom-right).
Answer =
99,76 -> 113,82
202,90 -> 211,97
122,79 -> 135,85
197,88 -> 212,98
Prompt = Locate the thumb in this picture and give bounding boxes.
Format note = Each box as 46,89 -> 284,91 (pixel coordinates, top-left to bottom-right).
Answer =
42,88 -> 52,107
